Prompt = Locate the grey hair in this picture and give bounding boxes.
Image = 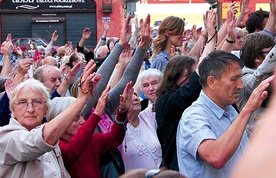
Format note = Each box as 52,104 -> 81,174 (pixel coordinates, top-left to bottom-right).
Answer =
46,96 -> 76,122
34,65 -> 61,84
37,45 -> 45,52
10,78 -> 50,116
137,68 -> 163,89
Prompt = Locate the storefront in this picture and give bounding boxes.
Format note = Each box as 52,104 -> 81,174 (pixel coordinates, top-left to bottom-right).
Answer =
0,0 -> 97,48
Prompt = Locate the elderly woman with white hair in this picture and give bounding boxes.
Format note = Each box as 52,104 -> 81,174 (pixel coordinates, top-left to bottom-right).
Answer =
137,68 -> 163,111
0,60 -> 99,177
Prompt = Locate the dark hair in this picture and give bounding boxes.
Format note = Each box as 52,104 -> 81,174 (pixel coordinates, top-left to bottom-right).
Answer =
156,55 -> 196,99
240,32 -> 275,69
245,9 -> 269,33
198,50 -> 241,87
255,72 -> 274,108
67,53 -> 79,68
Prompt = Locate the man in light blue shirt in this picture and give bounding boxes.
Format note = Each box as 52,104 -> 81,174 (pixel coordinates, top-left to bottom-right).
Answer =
176,50 -> 274,178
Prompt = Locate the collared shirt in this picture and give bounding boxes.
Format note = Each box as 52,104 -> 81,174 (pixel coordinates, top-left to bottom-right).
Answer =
150,50 -> 170,72
177,91 -> 248,178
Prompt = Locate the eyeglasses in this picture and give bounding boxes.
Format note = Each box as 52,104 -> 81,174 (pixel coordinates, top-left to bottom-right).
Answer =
14,99 -> 46,110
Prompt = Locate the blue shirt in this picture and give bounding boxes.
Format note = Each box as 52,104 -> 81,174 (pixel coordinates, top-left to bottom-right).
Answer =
177,91 -> 248,178
150,50 -> 169,72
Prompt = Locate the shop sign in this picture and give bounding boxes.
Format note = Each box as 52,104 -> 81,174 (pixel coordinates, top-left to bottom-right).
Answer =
1,0 -> 95,10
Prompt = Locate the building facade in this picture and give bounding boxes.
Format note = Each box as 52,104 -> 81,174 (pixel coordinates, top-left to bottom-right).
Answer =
0,0 -> 124,49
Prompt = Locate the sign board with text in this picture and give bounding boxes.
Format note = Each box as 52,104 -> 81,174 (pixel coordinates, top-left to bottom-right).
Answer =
1,0 -> 96,10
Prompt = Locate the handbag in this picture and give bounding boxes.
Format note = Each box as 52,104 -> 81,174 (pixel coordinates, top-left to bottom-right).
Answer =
100,149 -> 125,178
93,108 -> 126,178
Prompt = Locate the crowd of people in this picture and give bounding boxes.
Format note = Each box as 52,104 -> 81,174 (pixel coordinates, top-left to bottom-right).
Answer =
0,0 -> 276,177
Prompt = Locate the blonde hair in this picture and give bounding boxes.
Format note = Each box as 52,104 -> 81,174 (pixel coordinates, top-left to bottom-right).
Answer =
151,16 -> 185,61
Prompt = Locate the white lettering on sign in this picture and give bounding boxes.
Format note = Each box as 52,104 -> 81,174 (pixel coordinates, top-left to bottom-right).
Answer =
12,0 -> 35,3
12,0 -> 85,3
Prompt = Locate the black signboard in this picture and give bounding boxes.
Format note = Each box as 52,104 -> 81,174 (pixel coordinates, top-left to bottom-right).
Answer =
1,0 -> 96,10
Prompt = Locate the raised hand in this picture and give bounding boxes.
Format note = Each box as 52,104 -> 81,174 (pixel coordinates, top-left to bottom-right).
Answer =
139,14 -> 152,48
13,46 -> 23,58
244,75 -> 275,113
118,45 -> 132,68
240,0 -> 251,15
82,28 -> 91,41
118,14 -> 132,47
1,33 -> 13,55
78,60 -> 101,99
51,30 -> 59,43
118,81 -> 134,113
94,86 -> 111,116
17,58 -> 33,75
4,79 -> 14,100
226,9 -> 236,41
103,19 -> 109,34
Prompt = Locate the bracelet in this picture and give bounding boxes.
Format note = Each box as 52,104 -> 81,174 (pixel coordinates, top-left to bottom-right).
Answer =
114,117 -> 128,130
101,37 -> 106,41
226,38 -> 236,43
206,27 -> 218,43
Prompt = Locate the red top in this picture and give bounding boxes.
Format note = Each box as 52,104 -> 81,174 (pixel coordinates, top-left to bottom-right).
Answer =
59,111 -> 127,178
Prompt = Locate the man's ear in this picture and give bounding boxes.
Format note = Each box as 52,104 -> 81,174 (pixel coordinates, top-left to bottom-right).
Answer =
207,76 -> 216,90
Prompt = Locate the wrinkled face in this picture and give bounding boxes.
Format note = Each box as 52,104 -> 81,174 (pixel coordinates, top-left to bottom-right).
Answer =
233,31 -> 244,50
43,68 -> 62,94
63,113 -> 85,140
12,89 -> 48,131
211,63 -> 244,109
128,93 -> 141,114
38,50 -> 45,60
141,75 -> 160,102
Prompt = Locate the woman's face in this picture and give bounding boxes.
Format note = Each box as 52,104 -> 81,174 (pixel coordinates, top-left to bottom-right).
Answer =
141,75 -> 160,102
167,31 -> 184,47
63,113 -> 85,140
128,93 -> 141,114
12,89 -> 48,131
233,31 -> 244,50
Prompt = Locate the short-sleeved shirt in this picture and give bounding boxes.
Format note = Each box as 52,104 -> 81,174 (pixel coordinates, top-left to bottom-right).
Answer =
150,50 -> 169,72
177,91 -> 249,178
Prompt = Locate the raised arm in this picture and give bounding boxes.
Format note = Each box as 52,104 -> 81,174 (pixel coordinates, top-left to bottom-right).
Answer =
105,14 -> 151,115
83,14 -> 133,120
263,0 -> 276,36
0,33 -> 13,77
12,58 -> 33,87
56,62 -> 80,96
45,30 -> 58,55
196,10 -> 216,75
60,86 -> 110,163
220,10 -> 236,52
198,75 -> 274,169
188,14 -> 208,61
232,73 -> 276,178
43,61 -> 101,145
235,0 -> 251,27
94,19 -> 109,58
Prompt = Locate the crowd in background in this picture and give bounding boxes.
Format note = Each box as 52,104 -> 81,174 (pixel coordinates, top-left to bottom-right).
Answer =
0,0 -> 276,177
